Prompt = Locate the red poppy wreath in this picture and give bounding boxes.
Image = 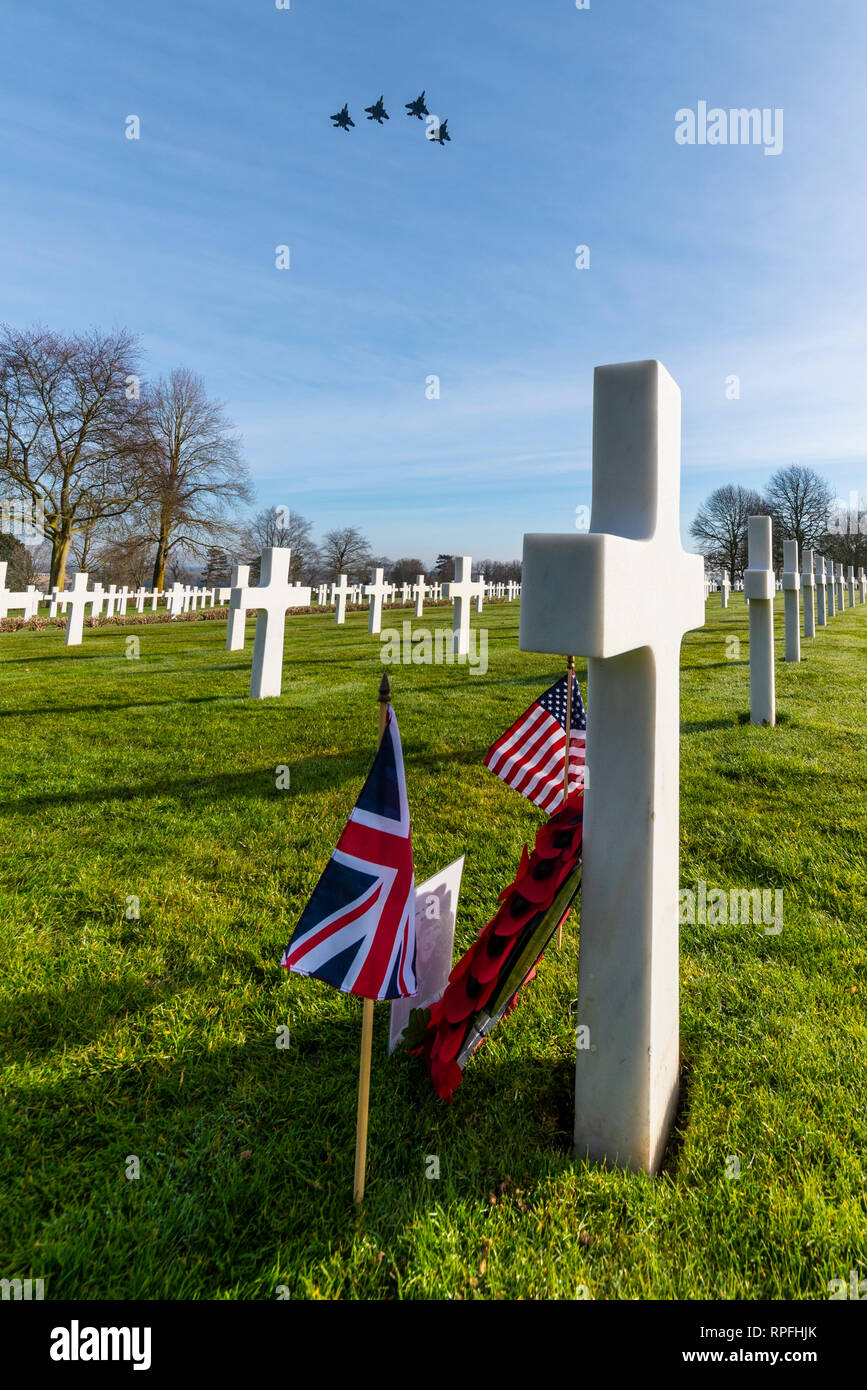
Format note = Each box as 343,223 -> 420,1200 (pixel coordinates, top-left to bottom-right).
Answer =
408,791 -> 584,1101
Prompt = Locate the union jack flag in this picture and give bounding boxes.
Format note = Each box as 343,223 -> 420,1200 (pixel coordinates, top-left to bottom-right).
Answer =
483,672 -> 586,814
281,706 -> 417,1000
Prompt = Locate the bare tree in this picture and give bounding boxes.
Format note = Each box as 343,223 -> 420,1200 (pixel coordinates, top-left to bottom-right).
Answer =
388,557 -> 427,584
320,525 -> 372,581
823,492 -> 867,572
690,484 -> 768,583
0,324 -> 148,587
243,506 -> 319,584
764,465 -> 833,558
140,368 -> 252,589
476,558 -> 522,583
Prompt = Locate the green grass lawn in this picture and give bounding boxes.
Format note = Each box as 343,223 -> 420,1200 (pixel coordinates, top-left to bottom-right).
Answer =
1,594 -> 865,1300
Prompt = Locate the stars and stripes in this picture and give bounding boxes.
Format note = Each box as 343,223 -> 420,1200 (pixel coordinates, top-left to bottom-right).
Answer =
281,705 -> 417,1000
483,672 -> 586,814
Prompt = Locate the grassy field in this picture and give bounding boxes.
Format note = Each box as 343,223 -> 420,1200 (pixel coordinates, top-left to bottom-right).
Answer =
1,594 -> 866,1300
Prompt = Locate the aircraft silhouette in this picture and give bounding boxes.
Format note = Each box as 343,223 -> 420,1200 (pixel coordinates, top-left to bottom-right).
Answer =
331,104 -> 355,131
405,91 -> 429,119
365,95 -> 389,123
430,117 -> 451,145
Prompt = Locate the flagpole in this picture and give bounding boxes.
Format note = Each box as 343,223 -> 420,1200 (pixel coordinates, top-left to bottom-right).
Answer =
353,672 -> 390,1206
557,655 -> 575,950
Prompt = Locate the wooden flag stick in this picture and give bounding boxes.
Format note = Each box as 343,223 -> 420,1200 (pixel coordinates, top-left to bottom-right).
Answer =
352,673 -> 391,1206
557,656 -> 575,951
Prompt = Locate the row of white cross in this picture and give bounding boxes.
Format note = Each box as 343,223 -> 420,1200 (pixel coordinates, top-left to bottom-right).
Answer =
312,577 -> 520,608
0,570 -> 228,630
0,563 -> 519,665
221,554 -> 497,697
733,522 -> 867,725
720,558 -> 866,615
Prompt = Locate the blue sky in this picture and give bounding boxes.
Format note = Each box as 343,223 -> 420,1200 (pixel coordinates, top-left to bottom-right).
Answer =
2,0 -> 866,563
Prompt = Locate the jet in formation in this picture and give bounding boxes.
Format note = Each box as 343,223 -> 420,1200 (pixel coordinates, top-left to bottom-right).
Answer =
364,95 -> 389,123
330,104 -> 355,131
405,91 -> 429,119
330,93 -> 451,144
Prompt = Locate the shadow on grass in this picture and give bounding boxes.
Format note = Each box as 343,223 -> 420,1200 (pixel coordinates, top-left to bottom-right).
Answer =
0,694 -> 249,720
2,967 -> 211,1062
682,718 -> 738,734
0,758 -> 376,813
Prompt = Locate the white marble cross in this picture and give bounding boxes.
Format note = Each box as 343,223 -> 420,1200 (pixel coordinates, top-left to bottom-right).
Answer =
366,567 -> 390,635
827,561 -> 837,618
475,573 -> 485,614
815,557 -> 827,626
133,586 -> 149,614
226,564 -> 251,651
834,563 -> 843,612
745,516 -> 775,724
802,549 -> 816,639
519,359 -> 704,1174
444,556 -> 484,658
64,571 -> 96,646
244,548 -> 311,698
332,573 -> 351,625
0,567 -> 39,620
782,539 -> 801,663
721,568 -> 730,608
847,564 -> 855,609
413,573 -> 426,619
859,567 -> 866,604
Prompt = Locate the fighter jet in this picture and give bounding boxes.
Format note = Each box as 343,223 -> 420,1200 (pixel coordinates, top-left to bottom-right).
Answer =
331,104 -> 355,131
405,91 -> 429,120
364,95 -> 389,123
430,117 -> 451,145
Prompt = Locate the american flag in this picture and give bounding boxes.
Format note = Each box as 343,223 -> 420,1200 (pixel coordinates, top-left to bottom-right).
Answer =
484,672 -> 586,814
281,706 -> 417,1000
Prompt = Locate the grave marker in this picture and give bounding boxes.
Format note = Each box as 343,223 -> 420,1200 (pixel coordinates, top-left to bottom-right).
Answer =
519,359 -> 704,1173
816,557 -> 827,627
802,549 -> 816,639
413,574 -> 426,618
782,539 -> 800,663
721,568 -> 730,608
332,573 -> 351,625
444,556 -> 484,658
366,568 -> 390,635
226,564 -> 252,651
64,571 -> 96,646
745,516 -> 775,725
244,549 -> 311,698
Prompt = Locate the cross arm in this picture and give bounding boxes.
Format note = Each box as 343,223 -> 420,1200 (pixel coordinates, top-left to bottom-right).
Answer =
519,533 -> 704,658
